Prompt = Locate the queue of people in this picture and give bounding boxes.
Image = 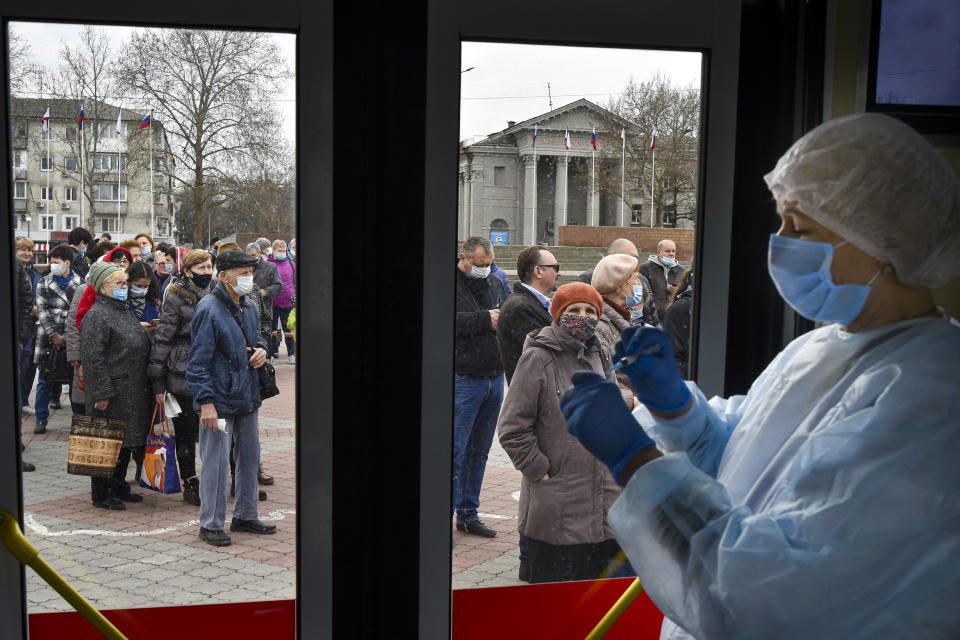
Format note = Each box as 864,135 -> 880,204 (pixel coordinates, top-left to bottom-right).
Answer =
14,230 -> 296,547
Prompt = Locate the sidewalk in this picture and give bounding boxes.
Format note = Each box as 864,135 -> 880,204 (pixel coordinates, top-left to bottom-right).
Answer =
19,353 -> 297,614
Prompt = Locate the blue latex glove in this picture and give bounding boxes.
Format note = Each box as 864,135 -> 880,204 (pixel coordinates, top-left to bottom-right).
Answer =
560,371 -> 656,484
614,326 -> 691,412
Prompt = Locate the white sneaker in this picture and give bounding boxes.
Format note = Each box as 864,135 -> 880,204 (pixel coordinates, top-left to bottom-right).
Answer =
288,355 -> 296,364
22,405 -> 35,415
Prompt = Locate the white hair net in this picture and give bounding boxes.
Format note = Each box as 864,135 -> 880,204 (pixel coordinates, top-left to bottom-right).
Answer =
764,113 -> 960,287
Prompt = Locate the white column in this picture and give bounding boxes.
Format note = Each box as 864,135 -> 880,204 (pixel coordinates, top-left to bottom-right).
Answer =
522,155 -> 537,245
587,157 -> 599,226
553,155 -> 567,244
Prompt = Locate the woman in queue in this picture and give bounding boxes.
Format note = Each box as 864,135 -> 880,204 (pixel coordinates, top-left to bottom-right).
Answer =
126,261 -> 161,325
662,269 -> 694,379
267,238 -> 296,364
17,237 -> 42,416
497,283 -> 629,583
591,253 -> 644,407
148,249 -> 215,506
81,261 -> 153,510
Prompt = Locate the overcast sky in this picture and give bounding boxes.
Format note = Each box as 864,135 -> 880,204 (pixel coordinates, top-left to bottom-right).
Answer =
460,42 -> 702,142
9,21 -> 297,142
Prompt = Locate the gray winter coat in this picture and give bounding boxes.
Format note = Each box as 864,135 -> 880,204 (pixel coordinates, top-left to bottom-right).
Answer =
497,324 -> 622,546
595,299 -> 636,406
81,294 -> 153,448
66,283 -> 89,406
148,276 -> 209,397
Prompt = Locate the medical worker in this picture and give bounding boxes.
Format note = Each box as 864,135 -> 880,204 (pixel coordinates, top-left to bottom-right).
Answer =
560,113 -> 960,639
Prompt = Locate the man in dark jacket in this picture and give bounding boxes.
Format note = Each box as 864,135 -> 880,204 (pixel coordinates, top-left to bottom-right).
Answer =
187,250 -> 275,547
67,226 -> 93,280
246,242 -> 283,308
579,238 -> 660,326
637,238 -> 685,321
497,246 -> 557,384
15,256 -> 36,471
454,236 -> 507,538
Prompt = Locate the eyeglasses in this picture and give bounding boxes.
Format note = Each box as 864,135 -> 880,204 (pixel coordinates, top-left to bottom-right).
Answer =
537,264 -> 560,272
113,257 -> 130,265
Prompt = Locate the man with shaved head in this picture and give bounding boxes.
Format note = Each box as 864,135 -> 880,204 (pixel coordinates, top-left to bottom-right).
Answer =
637,238 -> 684,320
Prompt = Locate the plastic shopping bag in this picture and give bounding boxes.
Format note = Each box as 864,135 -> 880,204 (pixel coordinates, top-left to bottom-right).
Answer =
140,400 -> 182,494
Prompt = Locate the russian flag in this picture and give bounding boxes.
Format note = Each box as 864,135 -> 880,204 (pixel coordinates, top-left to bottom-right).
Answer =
138,112 -> 152,130
591,128 -> 597,150
78,107 -> 85,131
620,127 -> 625,148
41,106 -> 50,132
650,131 -> 657,152
532,125 -> 537,148
564,128 -> 570,150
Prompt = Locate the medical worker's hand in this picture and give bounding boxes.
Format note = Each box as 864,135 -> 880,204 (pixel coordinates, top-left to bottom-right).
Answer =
560,371 -> 656,484
614,326 -> 691,412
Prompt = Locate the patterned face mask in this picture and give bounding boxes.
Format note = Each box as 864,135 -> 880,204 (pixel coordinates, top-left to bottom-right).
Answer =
559,313 -> 599,343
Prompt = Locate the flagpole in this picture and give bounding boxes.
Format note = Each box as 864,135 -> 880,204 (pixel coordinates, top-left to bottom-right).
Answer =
149,110 -> 154,238
591,148 -> 595,226
46,118 -> 50,229
80,109 -> 85,229
563,147 -> 569,227
620,136 -> 625,228
533,125 -> 537,244
117,109 -> 122,233
650,143 -> 655,229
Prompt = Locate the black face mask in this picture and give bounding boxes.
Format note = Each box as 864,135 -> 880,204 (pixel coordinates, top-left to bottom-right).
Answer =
190,272 -> 213,288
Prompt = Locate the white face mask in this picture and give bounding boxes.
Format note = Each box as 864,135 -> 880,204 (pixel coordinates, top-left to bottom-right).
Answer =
49,262 -> 66,276
231,275 -> 255,296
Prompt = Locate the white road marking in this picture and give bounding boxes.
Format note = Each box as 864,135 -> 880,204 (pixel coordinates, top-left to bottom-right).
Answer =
24,509 -> 296,538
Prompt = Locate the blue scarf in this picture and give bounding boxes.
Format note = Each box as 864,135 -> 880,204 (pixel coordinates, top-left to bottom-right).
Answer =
54,272 -> 74,289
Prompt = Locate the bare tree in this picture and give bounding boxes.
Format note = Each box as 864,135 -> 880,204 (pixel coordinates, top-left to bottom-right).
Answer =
116,28 -> 289,246
598,73 -> 700,226
46,25 -> 120,223
8,27 -> 38,96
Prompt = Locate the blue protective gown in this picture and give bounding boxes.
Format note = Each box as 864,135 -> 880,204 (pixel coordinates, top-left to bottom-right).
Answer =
610,315 -> 960,639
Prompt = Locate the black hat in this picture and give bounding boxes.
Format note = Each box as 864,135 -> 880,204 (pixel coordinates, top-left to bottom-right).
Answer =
215,249 -> 258,271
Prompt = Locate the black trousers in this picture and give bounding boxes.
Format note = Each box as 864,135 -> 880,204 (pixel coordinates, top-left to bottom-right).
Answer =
525,538 -> 634,584
171,393 -> 200,480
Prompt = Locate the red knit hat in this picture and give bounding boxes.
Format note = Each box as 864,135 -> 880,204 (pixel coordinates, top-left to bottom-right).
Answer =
550,282 -> 604,322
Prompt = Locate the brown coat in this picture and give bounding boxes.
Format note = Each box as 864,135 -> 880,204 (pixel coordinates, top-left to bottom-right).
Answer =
596,298 -> 636,406
497,323 -> 622,546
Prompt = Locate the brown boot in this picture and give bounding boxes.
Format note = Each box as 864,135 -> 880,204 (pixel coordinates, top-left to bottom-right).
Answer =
257,462 -> 274,485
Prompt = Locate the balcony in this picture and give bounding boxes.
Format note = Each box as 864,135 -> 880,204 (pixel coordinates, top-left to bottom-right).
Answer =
13,199 -> 27,212
14,168 -> 27,180
90,202 -> 129,216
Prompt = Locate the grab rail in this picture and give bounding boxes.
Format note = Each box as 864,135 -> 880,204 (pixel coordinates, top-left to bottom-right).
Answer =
0,506 -> 128,640
584,577 -> 646,640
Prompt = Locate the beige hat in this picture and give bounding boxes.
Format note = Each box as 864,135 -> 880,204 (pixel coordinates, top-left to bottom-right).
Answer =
591,254 -> 638,294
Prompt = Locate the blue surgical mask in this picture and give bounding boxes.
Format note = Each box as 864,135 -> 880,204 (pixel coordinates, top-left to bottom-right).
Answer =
768,234 -> 881,326
141,248 -> 151,259
112,287 -> 128,301
467,265 -> 491,279
631,308 -> 644,322
661,256 -> 678,268
624,294 -> 643,308
130,285 -> 148,297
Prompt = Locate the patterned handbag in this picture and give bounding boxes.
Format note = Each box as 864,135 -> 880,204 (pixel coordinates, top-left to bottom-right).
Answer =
139,400 -> 182,494
66,413 -> 126,477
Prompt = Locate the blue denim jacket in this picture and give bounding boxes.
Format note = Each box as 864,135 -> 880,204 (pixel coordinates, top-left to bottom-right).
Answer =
186,282 -> 264,416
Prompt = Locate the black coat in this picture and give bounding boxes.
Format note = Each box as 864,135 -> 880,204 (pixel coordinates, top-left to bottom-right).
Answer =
455,268 -> 507,377
637,258 -> 685,320
15,260 -> 34,346
663,288 -> 693,378
497,284 -> 553,384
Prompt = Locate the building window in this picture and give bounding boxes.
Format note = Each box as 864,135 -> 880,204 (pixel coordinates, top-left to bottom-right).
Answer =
94,153 -> 126,171
40,215 -> 56,231
13,151 -> 26,168
493,166 -> 506,186
63,216 -> 78,230
64,157 -> 77,171
663,176 -> 676,189
41,156 -> 53,171
65,187 -> 78,201
93,183 -> 127,201
14,182 -> 27,199
40,186 -> 54,201
15,122 -> 26,137
41,127 -> 52,140
98,122 -> 127,138
631,203 -> 643,225
65,127 -> 77,141
100,218 -> 123,233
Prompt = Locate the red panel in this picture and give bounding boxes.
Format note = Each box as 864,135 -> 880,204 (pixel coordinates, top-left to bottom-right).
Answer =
453,579 -> 663,640
28,600 -> 295,639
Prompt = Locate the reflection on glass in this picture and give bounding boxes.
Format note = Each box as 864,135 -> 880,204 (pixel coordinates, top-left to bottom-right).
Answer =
11,21 -> 297,614
453,42 -> 701,589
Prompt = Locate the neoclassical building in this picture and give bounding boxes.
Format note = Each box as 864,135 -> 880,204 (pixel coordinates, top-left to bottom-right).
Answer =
458,99 -> 696,245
